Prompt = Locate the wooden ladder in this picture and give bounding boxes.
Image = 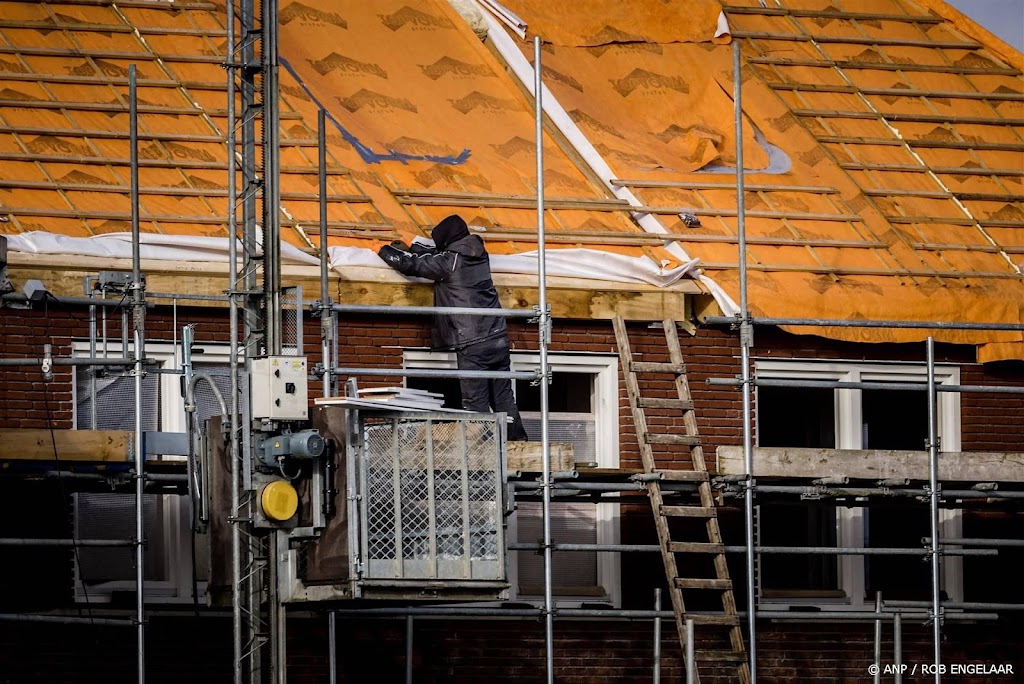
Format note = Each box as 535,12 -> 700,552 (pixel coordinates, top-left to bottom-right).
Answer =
613,316 -> 750,684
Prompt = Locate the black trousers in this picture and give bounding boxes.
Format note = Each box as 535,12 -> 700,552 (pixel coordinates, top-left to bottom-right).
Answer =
456,337 -> 529,441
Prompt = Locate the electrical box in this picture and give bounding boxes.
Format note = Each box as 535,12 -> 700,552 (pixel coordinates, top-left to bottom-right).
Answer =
251,356 -> 309,420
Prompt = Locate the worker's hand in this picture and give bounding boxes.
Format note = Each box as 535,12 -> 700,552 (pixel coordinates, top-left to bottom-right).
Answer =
389,240 -> 411,252
378,244 -> 404,267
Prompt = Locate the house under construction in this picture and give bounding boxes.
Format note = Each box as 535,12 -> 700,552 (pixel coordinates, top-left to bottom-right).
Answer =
0,0 -> 1022,682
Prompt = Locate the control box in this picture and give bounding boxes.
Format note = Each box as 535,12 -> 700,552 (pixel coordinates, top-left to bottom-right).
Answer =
251,356 -> 309,420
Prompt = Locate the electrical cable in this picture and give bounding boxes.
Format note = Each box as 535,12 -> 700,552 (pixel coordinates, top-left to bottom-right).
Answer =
40,298 -> 96,623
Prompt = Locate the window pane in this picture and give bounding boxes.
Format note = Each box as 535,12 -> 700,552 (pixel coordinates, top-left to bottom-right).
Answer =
517,501 -> 599,595
862,389 -> 928,450
516,373 -> 592,413
760,502 -> 839,594
520,414 -> 596,465
865,503 -> 932,600
407,377 -> 462,410
757,386 -> 835,448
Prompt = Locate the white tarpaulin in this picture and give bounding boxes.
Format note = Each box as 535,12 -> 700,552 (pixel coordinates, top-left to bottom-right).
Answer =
328,245 -> 700,287
5,231 -> 320,265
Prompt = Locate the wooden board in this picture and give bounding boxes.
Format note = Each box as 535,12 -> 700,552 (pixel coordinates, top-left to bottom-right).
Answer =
506,441 -> 574,473
715,446 -> 1024,483
0,429 -> 132,461
8,254 -> 699,322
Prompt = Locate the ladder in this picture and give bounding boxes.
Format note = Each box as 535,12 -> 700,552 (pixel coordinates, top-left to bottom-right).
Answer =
613,317 -> 750,684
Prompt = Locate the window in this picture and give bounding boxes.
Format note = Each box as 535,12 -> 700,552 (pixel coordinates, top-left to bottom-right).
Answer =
404,351 -> 621,606
755,360 -> 962,608
71,341 -> 232,604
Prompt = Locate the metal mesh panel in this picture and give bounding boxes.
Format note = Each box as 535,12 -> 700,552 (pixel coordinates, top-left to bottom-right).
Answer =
191,365 -> 245,423
74,493 -> 162,583
360,415 -> 503,581
281,285 -> 302,355
76,369 -> 160,431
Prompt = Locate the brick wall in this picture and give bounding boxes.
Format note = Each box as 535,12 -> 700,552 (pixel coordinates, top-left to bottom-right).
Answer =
0,615 -> 1020,683
1,305 -> 1023,681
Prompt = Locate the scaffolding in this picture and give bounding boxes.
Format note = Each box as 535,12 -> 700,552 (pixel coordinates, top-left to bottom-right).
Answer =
316,34 -> 1024,684
0,6 -> 1022,684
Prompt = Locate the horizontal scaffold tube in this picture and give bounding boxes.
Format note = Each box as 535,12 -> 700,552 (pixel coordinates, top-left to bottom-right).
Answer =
708,377 -> 1024,395
327,303 -> 536,318
703,315 -> 1024,332
333,367 -> 538,380
508,542 -> 994,556
328,607 -> 997,621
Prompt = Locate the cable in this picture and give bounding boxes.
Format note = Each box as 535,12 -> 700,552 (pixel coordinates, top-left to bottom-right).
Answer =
40,298 -> 96,623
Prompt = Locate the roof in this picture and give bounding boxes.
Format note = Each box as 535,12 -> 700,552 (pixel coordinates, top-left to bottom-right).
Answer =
0,0 -> 1021,359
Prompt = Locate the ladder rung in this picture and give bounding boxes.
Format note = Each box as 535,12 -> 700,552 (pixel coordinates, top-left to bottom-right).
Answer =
661,505 -> 717,518
695,649 -> 748,662
645,433 -> 701,446
654,470 -> 709,482
675,577 -> 733,590
687,614 -> 741,626
630,361 -> 687,374
637,397 -> 695,410
669,542 -> 725,554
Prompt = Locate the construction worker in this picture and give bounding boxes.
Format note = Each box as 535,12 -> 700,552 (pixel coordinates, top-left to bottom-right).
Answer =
377,214 -> 529,441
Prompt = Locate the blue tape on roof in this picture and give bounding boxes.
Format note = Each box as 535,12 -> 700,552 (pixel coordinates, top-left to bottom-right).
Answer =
280,57 -> 471,166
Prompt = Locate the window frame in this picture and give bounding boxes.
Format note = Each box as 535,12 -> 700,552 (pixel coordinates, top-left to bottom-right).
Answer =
71,340 -> 228,604
403,350 -> 621,607
754,359 -> 962,609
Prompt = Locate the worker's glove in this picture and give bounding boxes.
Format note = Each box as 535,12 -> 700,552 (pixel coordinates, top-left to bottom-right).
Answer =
389,240 -> 411,252
378,244 -> 404,267
408,242 -> 435,255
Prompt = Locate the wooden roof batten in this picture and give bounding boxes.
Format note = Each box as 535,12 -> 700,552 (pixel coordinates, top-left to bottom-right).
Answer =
723,0 -> 1024,282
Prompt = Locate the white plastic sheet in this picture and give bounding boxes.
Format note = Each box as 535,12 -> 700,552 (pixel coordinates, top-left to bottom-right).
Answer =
5,231 -> 320,265
329,245 -> 699,287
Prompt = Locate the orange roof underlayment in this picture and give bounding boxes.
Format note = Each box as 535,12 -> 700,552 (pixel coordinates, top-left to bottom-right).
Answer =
0,0 -> 1021,360
494,0 -> 1024,361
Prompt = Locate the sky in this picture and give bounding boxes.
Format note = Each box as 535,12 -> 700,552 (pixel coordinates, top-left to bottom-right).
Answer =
945,0 -> 1024,53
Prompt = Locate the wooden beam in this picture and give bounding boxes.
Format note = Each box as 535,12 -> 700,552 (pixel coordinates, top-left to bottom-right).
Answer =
49,0 -> 216,8
716,445 -> 1024,483
610,180 -> 839,194
792,109 -> 1024,126
0,152 -> 346,174
507,442 -> 574,473
724,6 -> 943,24
7,255 -> 700,320
698,261 -> 1019,279
470,227 -> 884,250
818,136 -> 1024,152
865,188 -> 1024,203
839,162 -> 1024,177
749,56 -> 1020,77
0,429 -> 132,462
394,190 -> 861,222
0,19 -> 227,38
731,31 -> 980,50
0,46 -> 224,64
0,180 -> 368,204
770,84 -> 1024,102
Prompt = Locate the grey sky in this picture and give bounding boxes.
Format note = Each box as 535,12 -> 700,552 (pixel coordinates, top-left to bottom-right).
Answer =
945,0 -> 1024,52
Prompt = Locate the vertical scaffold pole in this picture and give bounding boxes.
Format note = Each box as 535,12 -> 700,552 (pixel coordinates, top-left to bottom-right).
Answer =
533,34 -> 554,684
926,337 -> 942,683
128,63 -> 146,684
318,108 -> 331,400
733,37 -> 757,684
225,2 -> 243,681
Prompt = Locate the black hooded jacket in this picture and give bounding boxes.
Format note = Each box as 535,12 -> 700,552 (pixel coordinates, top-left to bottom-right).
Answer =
378,233 -> 507,351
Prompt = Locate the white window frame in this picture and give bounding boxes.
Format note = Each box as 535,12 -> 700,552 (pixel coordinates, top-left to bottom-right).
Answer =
755,359 -> 962,609
71,340 -> 230,604
404,350 -> 621,607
